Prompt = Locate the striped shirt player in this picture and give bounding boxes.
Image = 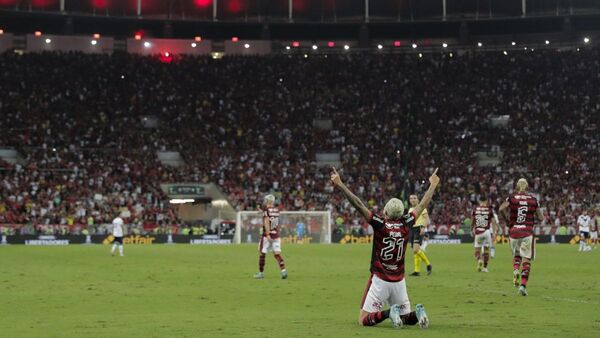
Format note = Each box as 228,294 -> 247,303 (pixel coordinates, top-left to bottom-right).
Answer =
577,210 -> 592,252
331,167 -> 440,329
471,194 -> 498,272
254,194 -> 287,279
499,178 -> 545,296
591,215 -> 599,248
110,217 -> 124,257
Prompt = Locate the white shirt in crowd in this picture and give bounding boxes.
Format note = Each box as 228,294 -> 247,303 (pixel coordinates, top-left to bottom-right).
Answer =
577,214 -> 591,232
112,217 -> 124,237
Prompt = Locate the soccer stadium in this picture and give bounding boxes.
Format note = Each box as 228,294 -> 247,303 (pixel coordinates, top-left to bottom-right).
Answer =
0,1 -> 599,337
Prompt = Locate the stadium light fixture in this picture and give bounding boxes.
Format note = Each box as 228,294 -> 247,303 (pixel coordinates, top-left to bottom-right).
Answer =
477,42 -> 483,47
511,41 -> 516,46
285,46 -> 291,50
343,45 -> 350,50
231,36 -> 239,42
418,53 -> 422,58
442,43 -> 448,48
304,54 -> 308,58
503,50 -> 508,55
143,41 -> 151,48
377,44 -> 383,50
134,33 -> 142,40
90,40 -> 97,45
35,31 -> 42,37
449,52 -> 453,58
45,38 -> 51,44
191,42 -> 197,48
0,29 -> 3,35
583,37 -> 590,44
195,36 -> 202,42
524,47 -> 528,50
93,33 -> 100,39
327,41 -> 335,47
164,52 -> 170,57
244,43 -> 250,48
545,40 -> 550,45
292,41 -> 300,47
169,199 -> 195,204
394,41 -> 401,47
312,45 -> 318,50
412,43 -> 417,49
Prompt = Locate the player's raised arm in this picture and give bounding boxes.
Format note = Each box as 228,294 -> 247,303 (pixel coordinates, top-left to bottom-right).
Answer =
411,168 -> 440,218
330,167 -> 370,220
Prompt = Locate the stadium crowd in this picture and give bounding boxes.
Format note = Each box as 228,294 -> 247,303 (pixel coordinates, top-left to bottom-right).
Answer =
0,49 -> 598,235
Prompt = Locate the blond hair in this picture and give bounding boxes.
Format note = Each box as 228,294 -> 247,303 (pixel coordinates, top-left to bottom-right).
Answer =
516,178 -> 528,192
264,194 -> 275,205
384,198 -> 405,220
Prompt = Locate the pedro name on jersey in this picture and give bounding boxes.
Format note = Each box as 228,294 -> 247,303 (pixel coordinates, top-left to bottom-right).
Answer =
263,207 -> 280,239
368,211 -> 416,282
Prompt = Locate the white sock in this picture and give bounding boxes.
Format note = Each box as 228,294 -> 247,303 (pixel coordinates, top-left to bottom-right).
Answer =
579,241 -> 584,251
111,244 -> 117,254
421,241 -> 428,251
119,245 -> 123,256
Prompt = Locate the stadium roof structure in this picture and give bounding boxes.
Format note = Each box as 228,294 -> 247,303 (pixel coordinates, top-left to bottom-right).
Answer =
1,1 -> 600,41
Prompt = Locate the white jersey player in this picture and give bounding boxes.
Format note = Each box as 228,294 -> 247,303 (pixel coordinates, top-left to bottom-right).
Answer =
577,210 -> 591,252
111,217 -> 125,257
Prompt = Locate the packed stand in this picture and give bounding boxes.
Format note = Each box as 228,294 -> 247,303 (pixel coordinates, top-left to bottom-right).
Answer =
0,50 -> 598,235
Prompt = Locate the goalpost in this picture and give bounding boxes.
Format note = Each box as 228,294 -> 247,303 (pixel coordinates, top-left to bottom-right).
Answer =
235,211 -> 331,244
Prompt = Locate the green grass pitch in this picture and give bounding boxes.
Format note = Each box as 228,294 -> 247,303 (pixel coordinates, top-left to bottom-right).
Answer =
0,243 -> 598,337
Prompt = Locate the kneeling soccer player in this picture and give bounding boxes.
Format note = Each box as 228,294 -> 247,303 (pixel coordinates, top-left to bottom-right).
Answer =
331,167 -> 440,328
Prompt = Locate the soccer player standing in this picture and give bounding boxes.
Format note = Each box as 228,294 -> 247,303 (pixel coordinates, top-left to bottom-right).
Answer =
110,217 -> 124,257
471,194 -> 499,272
408,194 -> 432,276
577,209 -> 592,252
499,178 -> 545,296
591,213 -> 599,249
331,167 -> 439,329
254,194 -> 287,279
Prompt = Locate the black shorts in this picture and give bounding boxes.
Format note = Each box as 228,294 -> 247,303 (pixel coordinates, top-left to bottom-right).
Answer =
113,236 -> 123,244
410,228 -> 424,247
580,231 -> 590,239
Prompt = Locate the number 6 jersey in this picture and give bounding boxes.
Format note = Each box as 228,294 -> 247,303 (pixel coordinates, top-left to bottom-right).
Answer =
505,194 -> 539,239
367,211 -> 416,282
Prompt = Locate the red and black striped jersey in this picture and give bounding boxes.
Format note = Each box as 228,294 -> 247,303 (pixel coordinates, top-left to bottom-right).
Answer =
368,211 -> 416,282
472,205 -> 493,235
505,193 -> 539,239
263,207 -> 280,239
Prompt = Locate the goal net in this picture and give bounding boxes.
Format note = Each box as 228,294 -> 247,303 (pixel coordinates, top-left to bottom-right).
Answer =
234,211 -> 331,244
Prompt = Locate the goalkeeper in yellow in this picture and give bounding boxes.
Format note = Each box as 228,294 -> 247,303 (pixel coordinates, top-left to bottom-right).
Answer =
408,194 -> 432,276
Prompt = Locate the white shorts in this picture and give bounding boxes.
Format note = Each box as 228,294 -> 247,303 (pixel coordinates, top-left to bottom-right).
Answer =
360,274 -> 411,315
509,236 -> 535,260
474,230 -> 492,248
591,231 -> 598,240
259,237 -> 281,254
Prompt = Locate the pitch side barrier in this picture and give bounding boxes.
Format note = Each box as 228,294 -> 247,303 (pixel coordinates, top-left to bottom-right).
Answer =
1,234 -> 585,245
0,234 -> 234,245
330,233 -> 580,245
